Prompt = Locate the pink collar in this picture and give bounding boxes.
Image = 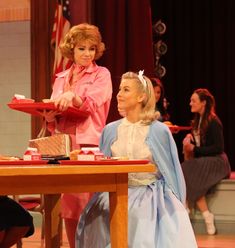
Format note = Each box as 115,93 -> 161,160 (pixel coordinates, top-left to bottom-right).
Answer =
56,62 -> 98,78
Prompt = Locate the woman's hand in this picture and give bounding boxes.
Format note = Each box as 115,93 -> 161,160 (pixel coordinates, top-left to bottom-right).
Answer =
183,142 -> 195,153
40,110 -> 60,122
183,133 -> 195,153
54,91 -> 75,111
183,133 -> 193,145
183,133 -> 195,160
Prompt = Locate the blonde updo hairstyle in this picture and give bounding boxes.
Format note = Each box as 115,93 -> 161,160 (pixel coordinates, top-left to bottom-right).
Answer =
121,71 -> 156,124
60,23 -> 105,61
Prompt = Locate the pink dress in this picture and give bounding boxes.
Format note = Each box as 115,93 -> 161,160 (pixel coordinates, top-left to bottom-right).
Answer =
50,62 -> 112,219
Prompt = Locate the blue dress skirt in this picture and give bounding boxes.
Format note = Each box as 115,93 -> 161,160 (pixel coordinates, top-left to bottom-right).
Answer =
76,179 -> 197,248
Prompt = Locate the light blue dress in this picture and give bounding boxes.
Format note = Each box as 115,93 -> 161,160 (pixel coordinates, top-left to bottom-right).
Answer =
76,119 -> 198,248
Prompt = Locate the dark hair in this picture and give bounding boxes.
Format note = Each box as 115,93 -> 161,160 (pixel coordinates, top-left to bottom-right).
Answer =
192,88 -> 216,144
150,77 -> 170,121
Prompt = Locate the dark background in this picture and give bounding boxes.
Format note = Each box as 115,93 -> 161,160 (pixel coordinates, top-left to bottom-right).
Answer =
150,0 -> 235,168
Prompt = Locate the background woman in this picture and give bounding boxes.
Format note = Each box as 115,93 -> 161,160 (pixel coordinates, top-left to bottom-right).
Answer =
150,77 -> 170,122
76,71 -> 197,247
43,23 -> 112,248
181,88 -> 231,235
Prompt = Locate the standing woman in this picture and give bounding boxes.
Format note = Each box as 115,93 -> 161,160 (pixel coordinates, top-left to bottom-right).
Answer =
182,88 -> 231,235
44,23 -> 112,248
76,71 -> 197,248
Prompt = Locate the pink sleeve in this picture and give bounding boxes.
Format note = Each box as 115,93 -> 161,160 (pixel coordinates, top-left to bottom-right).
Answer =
78,67 -> 113,113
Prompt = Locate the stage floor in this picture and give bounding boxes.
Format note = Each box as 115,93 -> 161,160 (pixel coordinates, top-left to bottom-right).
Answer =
18,227 -> 235,248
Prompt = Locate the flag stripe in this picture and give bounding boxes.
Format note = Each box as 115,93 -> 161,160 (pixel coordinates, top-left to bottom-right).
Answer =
51,0 -> 71,82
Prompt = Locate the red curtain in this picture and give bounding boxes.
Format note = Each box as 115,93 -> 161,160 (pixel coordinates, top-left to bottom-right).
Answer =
93,0 -> 154,122
70,0 -> 92,25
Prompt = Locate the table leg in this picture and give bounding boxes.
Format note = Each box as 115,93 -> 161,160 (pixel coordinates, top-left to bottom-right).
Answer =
109,173 -> 128,248
44,194 -> 61,248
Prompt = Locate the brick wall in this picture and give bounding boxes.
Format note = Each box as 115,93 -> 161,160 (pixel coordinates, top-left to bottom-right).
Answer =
0,21 -> 30,157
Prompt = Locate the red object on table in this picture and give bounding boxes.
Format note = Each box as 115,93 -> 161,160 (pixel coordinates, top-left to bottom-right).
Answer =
7,102 -> 89,119
230,172 -> 235,179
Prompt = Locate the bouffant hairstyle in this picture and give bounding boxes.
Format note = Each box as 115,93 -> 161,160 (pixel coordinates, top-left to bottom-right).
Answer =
60,23 -> 105,61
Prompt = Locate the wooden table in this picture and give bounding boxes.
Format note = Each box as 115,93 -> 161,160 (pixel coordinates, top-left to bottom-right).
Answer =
0,163 -> 155,248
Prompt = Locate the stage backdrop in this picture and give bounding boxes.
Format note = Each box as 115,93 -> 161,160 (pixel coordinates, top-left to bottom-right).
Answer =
151,0 -> 235,169
31,0 -> 235,169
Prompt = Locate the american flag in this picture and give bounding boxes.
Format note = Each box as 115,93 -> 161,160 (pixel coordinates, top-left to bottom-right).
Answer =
51,0 -> 71,82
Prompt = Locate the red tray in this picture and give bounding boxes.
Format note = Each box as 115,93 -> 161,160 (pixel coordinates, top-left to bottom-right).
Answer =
7,102 -> 89,119
168,125 -> 192,133
60,159 -> 150,165
0,160 -> 49,166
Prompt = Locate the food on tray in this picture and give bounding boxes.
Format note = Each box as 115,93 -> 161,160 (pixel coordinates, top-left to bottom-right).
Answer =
163,121 -> 173,126
69,148 -> 131,161
0,155 -> 20,161
78,149 -> 104,161
10,94 -> 35,104
69,147 -> 104,161
111,156 -> 129,160
42,99 -> 55,103
69,149 -> 81,160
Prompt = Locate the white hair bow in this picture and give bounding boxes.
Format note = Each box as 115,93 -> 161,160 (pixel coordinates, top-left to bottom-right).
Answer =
138,70 -> 147,89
